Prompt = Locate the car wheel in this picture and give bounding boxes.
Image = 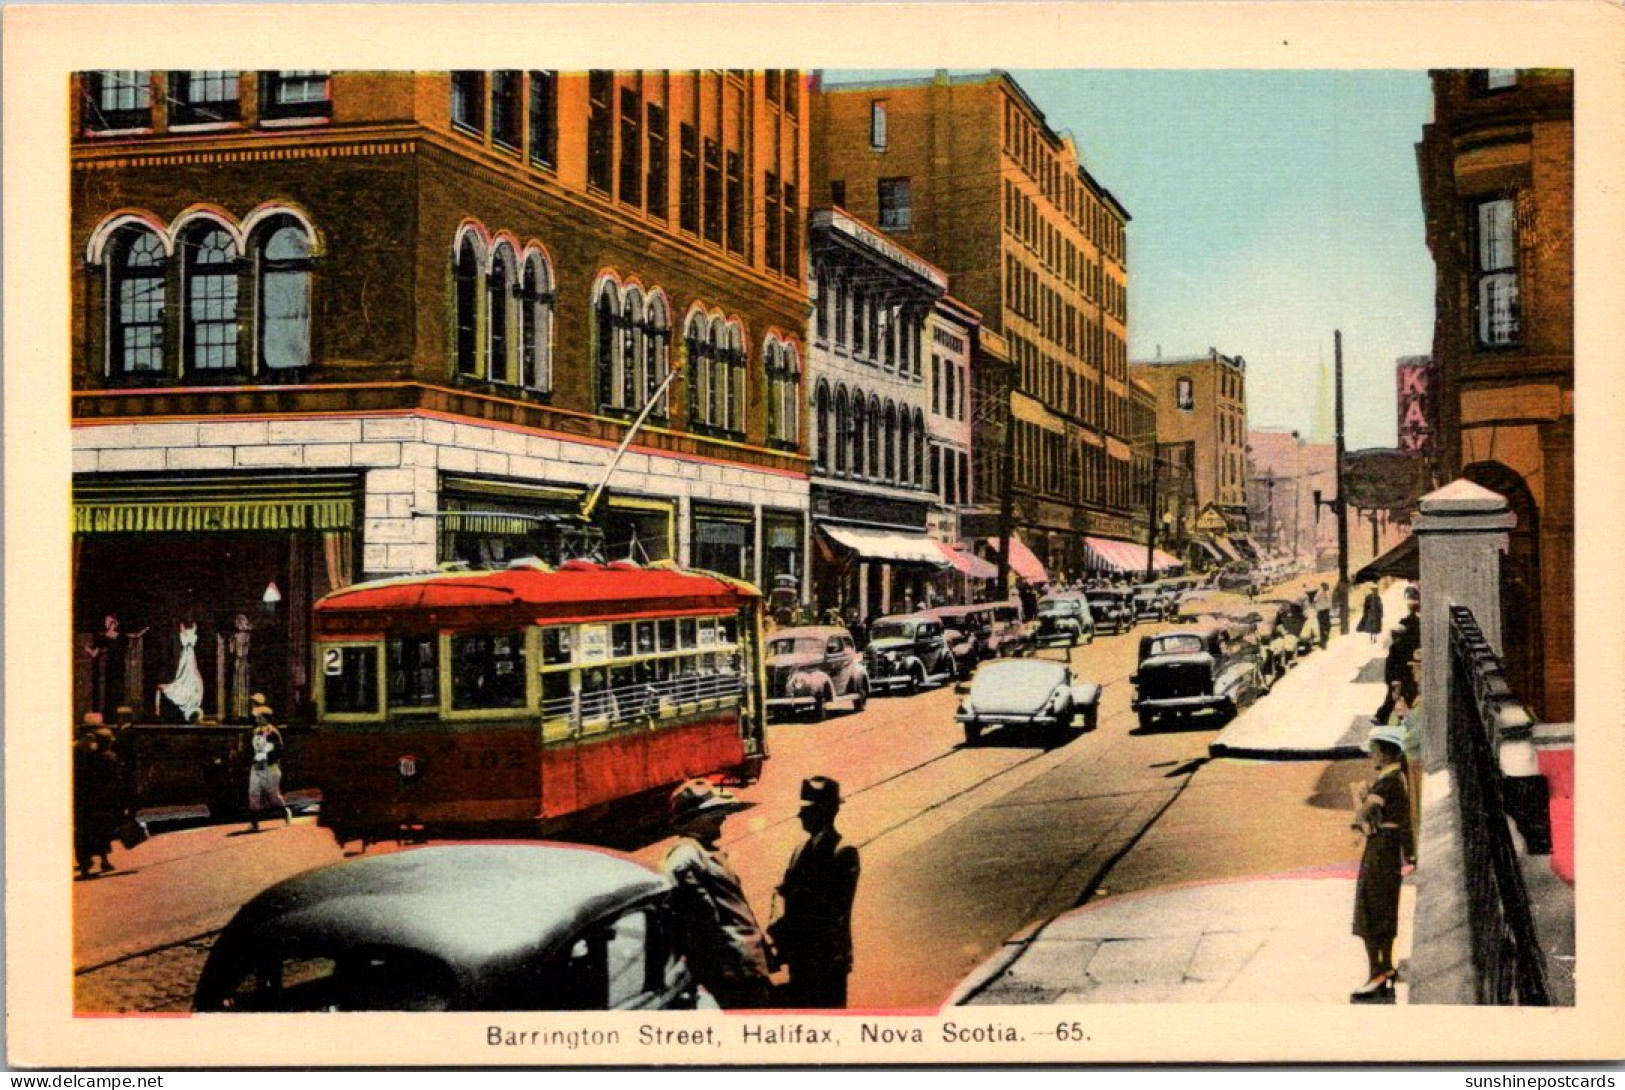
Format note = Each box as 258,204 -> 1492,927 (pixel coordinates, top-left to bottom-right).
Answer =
907,665 -> 925,694
963,719 -> 983,745
1137,709 -> 1157,731
853,679 -> 869,712
810,688 -> 829,722
1085,706 -> 1099,732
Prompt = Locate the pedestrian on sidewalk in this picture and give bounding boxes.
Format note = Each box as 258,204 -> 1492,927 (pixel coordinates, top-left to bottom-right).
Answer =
1374,587 -> 1422,723
1357,585 -> 1385,642
1316,582 -> 1333,649
662,779 -> 774,1009
73,718 -> 125,878
768,776 -> 861,1009
246,696 -> 291,832
1350,723 -> 1416,1002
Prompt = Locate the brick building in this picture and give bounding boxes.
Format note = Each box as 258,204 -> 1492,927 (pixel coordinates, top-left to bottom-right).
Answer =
71,69 -> 811,725
1130,348 -> 1251,562
810,70 -> 1133,583
1416,68 -> 1573,722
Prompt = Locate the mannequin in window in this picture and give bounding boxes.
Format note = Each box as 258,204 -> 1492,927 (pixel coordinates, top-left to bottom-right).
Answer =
85,614 -> 148,722
228,613 -> 254,722
158,622 -> 205,723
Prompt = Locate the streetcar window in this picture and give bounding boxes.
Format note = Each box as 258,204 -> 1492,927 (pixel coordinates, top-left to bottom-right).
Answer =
541,627 -> 572,667
450,632 -> 528,710
540,671 -> 573,721
387,635 -> 439,708
657,619 -> 677,651
580,668 -> 610,724
698,619 -> 717,648
678,619 -> 697,649
323,645 -> 380,714
635,621 -> 657,655
717,616 -> 738,646
612,623 -> 633,658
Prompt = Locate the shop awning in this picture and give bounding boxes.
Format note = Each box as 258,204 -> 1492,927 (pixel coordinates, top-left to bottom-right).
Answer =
1212,538 -> 1243,563
1152,549 -> 1184,572
937,542 -> 999,580
1230,536 -> 1261,561
820,523 -> 951,568
985,534 -> 1049,584
1197,541 -> 1227,563
1083,535 -> 1152,574
74,473 -> 358,534
1354,532 -> 1418,583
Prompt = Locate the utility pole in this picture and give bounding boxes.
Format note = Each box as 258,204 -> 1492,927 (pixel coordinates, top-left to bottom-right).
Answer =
994,357 -> 1017,601
1333,330 -> 1350,634
1144,454 -> 1160,583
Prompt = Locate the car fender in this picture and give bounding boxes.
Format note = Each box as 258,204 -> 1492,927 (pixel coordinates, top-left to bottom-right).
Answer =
1070,682 -> 1102,708
794,668 -> 834,696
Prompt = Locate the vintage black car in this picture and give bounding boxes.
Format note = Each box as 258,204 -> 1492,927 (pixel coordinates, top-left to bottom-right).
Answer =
766,626 -> 869,720
193,844 -> 715,1012
1246,599 -> 1310,683
955,657 -> 1102,744
1131,583 -> 1174,622
1085,589 -> 1136,635
1129,623 -> 1264,730
985,600 -> 1034,658
1033,593 -> 1094,648
863,613 -> 955,693
928,604 -> 997,678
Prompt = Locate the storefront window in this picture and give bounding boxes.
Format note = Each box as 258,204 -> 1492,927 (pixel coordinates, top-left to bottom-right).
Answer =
692,512 -> 753,580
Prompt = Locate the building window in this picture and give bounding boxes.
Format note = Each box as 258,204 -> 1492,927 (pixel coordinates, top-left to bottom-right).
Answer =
259,70 -> 330,122
619,87 -> 642,206
83,71 -> 151,132
767,341 -> 801,448
764,173 -> 782,272
726,152 -> 745,254
834,278 -> 848,348
852,291 -> 867,357
834,387 -> 850,474
765,70 -> 781,105
170,71 -> 240,126
727,324 -> 747,434
784,184 -> 800,279
451,71 -> 485,134
679,124 -> 699,234
879,177 -> 912,231
1481,69 -> 1519,92
870,100 -> 888,150
814,380 -> 832,472
703,139 -> 723,245
529,70 -> 558,169
645,296 -> 672,417
1176,377 -> 1194,412
487,243 -> 516,383
618,290 -> 643,409
587,71 -> 615,193
646,102 -> 668,219
595,279 -> 622,409
108,227 -> 166,376
815,268 -> 830,342
785,70 -> 800,117
519,251 -> 555,393
255,219 -> 313,372
455,235 -> 481,376
851,393 -> 867,477
490,71 -> 521,150
830,180 -> 846,207
899,410 -> 913,486
883,402 -> 898,483
1473,197 -> 1521,347
183,224 -> 241,374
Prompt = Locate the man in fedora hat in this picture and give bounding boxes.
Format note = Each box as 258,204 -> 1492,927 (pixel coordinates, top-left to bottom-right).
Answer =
662,778 -> 773,1009
769,776 -> 861,1008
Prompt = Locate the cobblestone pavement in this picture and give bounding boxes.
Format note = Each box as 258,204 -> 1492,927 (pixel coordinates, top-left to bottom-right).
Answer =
75,934 -> 217,1013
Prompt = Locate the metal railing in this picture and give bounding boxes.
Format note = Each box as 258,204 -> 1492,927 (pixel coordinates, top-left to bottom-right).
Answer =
1447,605 -> 1549,1005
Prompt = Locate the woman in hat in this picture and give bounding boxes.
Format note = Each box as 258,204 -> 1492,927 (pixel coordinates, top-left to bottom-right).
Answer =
1356,584 -> 1385,643
1350,723 -> 1416,1000
246,696 -> 291,832
661,778 -> 773,1009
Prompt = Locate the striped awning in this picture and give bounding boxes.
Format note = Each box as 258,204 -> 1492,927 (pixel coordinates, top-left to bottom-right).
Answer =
74,474 -> 357,534
938,542 -> 999,580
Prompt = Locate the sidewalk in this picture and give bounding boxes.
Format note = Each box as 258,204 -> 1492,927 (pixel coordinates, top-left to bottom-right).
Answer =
954,869 -> 1414,1006
1209,584 -> 1409,760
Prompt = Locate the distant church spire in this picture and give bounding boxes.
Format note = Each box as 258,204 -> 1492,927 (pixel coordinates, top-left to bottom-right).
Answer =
1311,342 -> 1335,444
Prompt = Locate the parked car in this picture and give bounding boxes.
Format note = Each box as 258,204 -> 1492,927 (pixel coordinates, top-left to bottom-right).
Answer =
1033,593 -> 1094,648
955,657 -> 1101,744
766,626 -> 868,720
986,600 -> 1034,658
193,844 -> 715,1012
1130,584 -> 1170,623
929,605 -> 997,678
1129,622 -> 1264,730
863,614 -> 955,693
1085,589 -> 1135,635
1248,599 -> 1310,682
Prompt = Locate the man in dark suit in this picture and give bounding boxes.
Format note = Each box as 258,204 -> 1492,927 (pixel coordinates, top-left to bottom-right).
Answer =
769,776 -> 861,1008
1375,587 -> 1422,723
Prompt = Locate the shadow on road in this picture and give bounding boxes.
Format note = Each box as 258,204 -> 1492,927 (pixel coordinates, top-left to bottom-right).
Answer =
1130,712 -> 1229,736
957,723 -> 1092,751
1307,758 -> 1368,811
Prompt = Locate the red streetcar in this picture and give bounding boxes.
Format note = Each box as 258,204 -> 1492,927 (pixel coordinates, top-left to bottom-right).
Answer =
308,559 -> 767,846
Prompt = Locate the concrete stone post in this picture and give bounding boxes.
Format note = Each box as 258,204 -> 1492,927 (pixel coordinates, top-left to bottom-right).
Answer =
1408,478 -> 1515,1004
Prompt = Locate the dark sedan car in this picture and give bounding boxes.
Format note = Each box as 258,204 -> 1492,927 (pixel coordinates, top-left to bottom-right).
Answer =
863,614 -> 955,693
193,844 -> 714,1012
1129,623 -> 1264,730
766,626 -> 869,719
1085,589 -> 1135,635
929,604 -> 997,678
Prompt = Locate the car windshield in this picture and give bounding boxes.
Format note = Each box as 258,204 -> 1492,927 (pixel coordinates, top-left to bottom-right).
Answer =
768,637 -> 824,656
870,622 -> 915,642
1148,634 -> 1207,657
1039,600 -> 1080,617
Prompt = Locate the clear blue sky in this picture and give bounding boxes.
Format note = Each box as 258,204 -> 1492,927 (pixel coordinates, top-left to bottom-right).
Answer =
825,70 -> 1436,450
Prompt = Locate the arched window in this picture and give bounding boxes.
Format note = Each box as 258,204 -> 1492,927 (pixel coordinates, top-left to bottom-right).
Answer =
619,288 -> 644,410
518,251 -> 554,392
183,222 -> 240,374
852,290 -> 867,356
868,395 -> 882,477
765,339 -> 800,448
107,226 -> 166,377
454,235 -> 481,376
487,243 -> 516,384
882,307 -> 896,369
595,279 -> 620,408
852,393 -> 867,477
914,409 -> 927,487
833,386 -> 850,474
814,380 -> 831,472
899,407 -> 912,485
883,401 -> 897,483
765,342 -> 781,442
814,267 -> 830,342
644,295 -> 670,416
708,317 -> 727,429
726,322 -> 746,435
254,219 -> 312,373
783,344 -> 801,448
833,276 -> 848,348
686,313 -> 709,427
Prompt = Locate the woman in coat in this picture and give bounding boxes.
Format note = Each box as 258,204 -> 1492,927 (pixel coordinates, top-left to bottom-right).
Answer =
1350,723 -> 1415,1000
1356,585 -> 1385,642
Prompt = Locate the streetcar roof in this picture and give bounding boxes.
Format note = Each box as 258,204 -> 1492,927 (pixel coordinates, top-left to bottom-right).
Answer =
314,563 -> 758,632
207,844 -> 668,973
